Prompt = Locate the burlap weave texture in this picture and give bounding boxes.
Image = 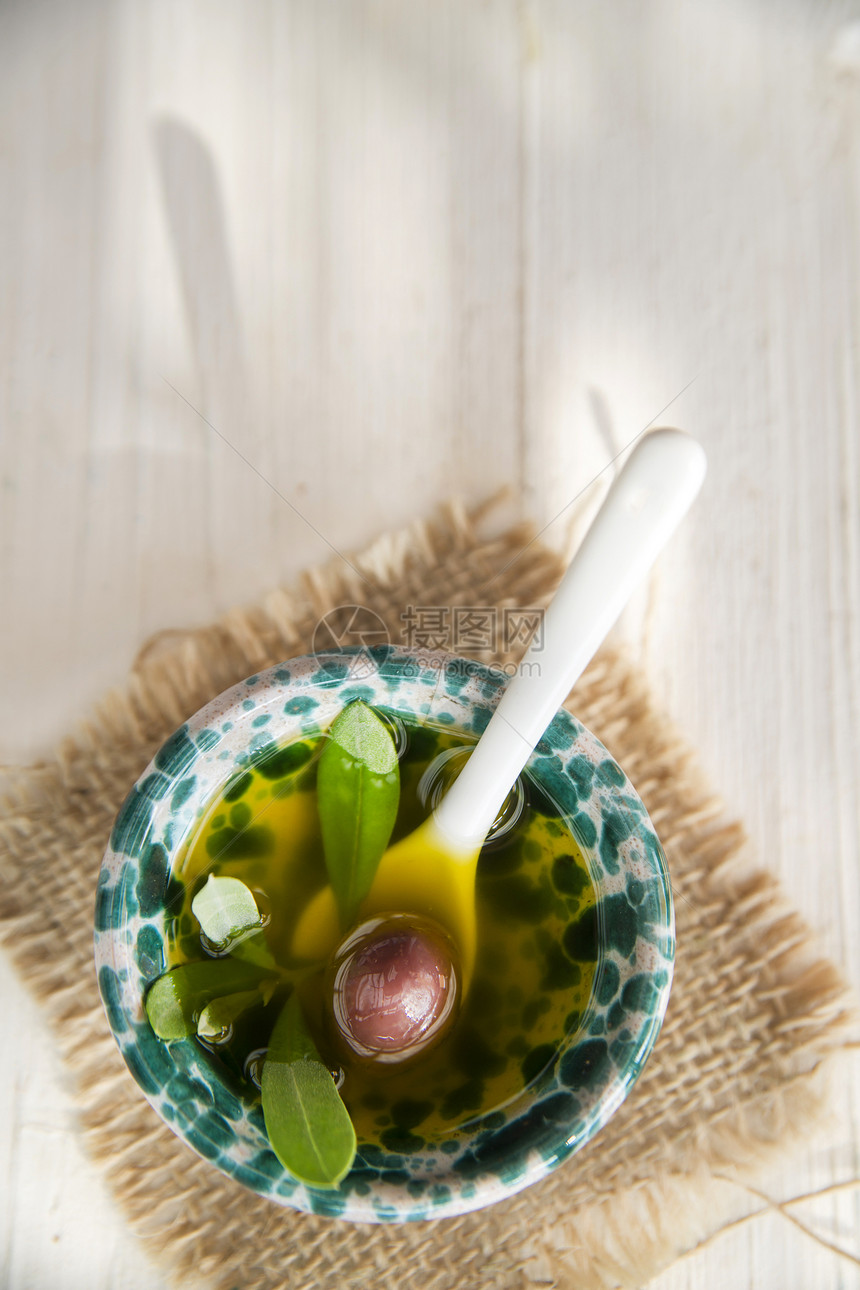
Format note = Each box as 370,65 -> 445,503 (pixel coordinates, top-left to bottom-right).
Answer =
0,504 -> 854,1289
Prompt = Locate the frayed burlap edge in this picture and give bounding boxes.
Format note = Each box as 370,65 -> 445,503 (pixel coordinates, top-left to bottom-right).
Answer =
0,500 -> 857,1290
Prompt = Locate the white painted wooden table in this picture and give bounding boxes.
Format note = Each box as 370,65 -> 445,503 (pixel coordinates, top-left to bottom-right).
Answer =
2,2 -> 859,1286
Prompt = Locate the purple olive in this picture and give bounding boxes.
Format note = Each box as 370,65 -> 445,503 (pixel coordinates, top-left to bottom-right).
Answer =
330,915 -> 459,1063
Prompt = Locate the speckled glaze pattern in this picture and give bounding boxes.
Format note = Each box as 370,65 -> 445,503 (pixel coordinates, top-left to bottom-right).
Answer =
95,649 -> 674,1223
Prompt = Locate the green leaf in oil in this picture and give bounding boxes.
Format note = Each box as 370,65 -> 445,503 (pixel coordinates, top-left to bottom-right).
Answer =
197,988 -> 267,1042
145,959 -> 276,1041
228,929 -> 278,969
191,873 -> 278,968
192,874 -> 261,945
317,701 -> 400,926
261,993 -> 356,1188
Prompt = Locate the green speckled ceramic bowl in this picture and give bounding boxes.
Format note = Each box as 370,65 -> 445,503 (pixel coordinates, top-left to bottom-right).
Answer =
95,648 -> 673,1222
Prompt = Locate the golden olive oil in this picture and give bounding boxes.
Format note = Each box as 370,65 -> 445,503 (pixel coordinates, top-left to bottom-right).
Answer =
167,717 -> 597,1150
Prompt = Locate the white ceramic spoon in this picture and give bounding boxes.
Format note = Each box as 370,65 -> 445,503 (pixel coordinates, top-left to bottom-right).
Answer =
293,428 -> 706,980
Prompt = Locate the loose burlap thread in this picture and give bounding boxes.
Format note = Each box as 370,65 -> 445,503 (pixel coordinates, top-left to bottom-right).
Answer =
0,503 -> 856,1290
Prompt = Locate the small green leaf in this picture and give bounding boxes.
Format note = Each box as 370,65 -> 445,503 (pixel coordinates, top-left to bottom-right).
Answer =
229,929 -> 278,969
197,989 -> 266,1042
317,701 -> 400,925
191,874 -> 277,968
262,994 -> 356,1188
259,977 -> 278,1005
192,874 -> 262,946
144,959 -> 275,1041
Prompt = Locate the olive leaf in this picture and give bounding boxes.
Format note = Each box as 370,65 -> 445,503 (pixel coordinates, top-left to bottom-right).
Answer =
229,930 -> 278,968
145,959 -> 276,1041
192,873 -> 261,944
197,988 -> 267,1042
191,873 -> 277,968
261,993 -> 356,1188
317,701 -> 400,926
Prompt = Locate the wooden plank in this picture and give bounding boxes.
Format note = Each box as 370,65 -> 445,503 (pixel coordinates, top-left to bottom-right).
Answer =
0,1 -> 857,1287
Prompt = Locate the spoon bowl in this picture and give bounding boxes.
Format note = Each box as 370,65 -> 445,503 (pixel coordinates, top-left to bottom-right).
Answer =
291,812 -> 478,972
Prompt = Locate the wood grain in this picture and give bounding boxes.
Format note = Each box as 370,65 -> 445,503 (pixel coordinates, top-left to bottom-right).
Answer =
1,1 -> 858,1285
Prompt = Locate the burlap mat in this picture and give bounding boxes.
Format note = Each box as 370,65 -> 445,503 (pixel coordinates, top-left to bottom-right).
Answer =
0,503 -> 856,1290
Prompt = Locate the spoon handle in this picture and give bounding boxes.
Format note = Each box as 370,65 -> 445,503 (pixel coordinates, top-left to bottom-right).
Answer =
435,427 -> 707,847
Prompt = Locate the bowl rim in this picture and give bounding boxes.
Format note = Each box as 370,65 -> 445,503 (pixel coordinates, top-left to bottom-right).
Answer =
95,648 -> 674,1223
